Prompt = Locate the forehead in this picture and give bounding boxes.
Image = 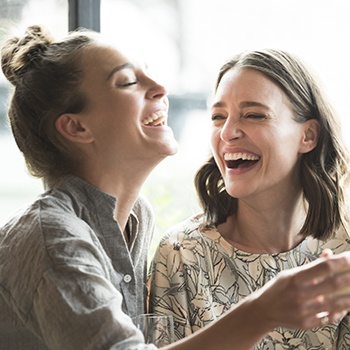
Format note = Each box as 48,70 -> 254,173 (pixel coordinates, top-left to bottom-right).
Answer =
219,67 -> 279,91
214,67 -> 288,104
81,43 -> 132,70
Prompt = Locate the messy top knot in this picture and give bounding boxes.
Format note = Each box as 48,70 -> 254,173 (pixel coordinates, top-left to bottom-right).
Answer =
1,25 -> 53,86
1,25 -> 98,188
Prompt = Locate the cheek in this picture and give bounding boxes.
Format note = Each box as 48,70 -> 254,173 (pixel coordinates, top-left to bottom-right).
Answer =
210,131 -> 226,174
266,137 -> 301,174
210,129 -> 221,153
108,92 -> 140,115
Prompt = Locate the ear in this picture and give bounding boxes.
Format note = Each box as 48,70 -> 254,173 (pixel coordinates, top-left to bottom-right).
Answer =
55,114 -> 94,144
299,119 -> 320,154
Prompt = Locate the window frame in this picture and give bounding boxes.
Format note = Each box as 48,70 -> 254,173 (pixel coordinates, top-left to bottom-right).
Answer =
68,0 -> 100,31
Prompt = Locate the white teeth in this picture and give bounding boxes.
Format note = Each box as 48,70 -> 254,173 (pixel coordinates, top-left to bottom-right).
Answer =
142,111 -> 167,125
224,152 -> 260,161
151,113 -> 158,120
145,116 -> 153,124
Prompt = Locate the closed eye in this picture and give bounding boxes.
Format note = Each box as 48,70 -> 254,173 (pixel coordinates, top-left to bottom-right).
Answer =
211,114 -> 225,121
120,81 -> 137,87
245,113 -> 265,119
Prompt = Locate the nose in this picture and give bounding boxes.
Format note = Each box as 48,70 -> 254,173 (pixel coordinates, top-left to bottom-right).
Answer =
145,77 -> 168,100
220,117 -> 244,142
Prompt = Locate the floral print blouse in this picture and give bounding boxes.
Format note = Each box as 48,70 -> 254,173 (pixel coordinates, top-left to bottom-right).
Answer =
149,213 -> 350,349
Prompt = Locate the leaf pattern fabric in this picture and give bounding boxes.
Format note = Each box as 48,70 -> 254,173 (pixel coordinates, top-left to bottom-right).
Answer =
149,214 -> 350,349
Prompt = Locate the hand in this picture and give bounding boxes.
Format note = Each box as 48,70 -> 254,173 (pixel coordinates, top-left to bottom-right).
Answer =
250,251 -> 350,330
321,249 -> 350,297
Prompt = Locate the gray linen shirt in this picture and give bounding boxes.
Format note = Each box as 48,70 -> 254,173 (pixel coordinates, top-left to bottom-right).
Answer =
0,175 -> 157,349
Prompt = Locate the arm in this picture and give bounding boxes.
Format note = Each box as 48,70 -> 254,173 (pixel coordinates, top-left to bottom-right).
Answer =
1,218 -> 153,350
30,248 -> 152,350
160,251 -> 350,350
35,268 -> 137,348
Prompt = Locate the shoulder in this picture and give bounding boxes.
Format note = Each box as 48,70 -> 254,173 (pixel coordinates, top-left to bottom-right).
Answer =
151,214 -> 213,275
306,226 -> 350,256
321,226 -> 350,254
0,191 -> 102,265
0,194 -> 97,302
0,191 -> 76,239
158,213 -> 205,250
38,190 -> 96,241
0,189 -> 113,287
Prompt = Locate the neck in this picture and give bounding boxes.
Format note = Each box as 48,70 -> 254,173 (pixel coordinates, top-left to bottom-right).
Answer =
76,163 -> 155,232
218,192 -> 307,254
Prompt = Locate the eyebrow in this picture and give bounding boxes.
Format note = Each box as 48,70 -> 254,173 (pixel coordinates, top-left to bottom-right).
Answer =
106,62 -> 133,80
211,100 -> 270,109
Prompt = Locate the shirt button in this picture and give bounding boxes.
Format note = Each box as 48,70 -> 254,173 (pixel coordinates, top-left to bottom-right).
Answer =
123,274 -> 132,283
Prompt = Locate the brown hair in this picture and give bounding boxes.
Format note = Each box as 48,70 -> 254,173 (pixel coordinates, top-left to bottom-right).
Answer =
195,49 -> 350,240
1,25 -> 97,187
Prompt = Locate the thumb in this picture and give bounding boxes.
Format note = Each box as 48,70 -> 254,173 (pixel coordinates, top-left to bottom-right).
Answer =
321,249 -> 334,258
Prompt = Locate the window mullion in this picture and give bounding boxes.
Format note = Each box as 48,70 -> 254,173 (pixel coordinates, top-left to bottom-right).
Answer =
68,0 -> 100,32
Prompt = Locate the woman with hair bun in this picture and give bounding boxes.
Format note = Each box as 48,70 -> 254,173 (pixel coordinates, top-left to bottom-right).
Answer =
2,26 -> 350,350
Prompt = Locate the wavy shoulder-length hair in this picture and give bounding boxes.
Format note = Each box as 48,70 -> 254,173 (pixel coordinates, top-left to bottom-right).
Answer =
195,49 -> 350,240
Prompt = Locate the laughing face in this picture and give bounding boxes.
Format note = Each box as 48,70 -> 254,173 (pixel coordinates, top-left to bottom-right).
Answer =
72,43 -> 178,173
210,67 -> 317,201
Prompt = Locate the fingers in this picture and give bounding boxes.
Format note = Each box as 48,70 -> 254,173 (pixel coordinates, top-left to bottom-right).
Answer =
298,283 -> 350,329
321,248 -> 333,258
304,310 -> 348,329
327,310 -> 348,324
321,270 -> 350,297
290,252 -> 350,292
287,301 -> 348,330
258,252 -> 350,330
306,312 -> 330,329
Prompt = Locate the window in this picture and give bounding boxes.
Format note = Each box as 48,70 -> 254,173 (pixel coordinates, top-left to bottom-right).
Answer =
0,0 -> 68,224
100,0 -> 350,251
1,0 -> 349,253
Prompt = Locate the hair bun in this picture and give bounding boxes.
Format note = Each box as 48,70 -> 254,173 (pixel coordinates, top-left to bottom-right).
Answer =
1,25 -> 54,86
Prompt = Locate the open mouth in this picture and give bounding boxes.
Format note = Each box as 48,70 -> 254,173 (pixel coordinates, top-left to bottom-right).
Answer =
224,152 -> 260,169
142,111 -> 166,126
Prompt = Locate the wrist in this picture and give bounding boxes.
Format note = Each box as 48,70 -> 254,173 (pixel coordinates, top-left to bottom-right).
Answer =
242,290 -> 276,334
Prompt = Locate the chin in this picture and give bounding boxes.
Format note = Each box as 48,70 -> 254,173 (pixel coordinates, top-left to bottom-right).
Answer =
224,185 -> 249,199
168,142 -> 179,156
159,138 -> 179,156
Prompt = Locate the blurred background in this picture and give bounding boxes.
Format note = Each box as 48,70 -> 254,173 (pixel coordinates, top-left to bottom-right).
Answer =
1,0 -> 349,255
